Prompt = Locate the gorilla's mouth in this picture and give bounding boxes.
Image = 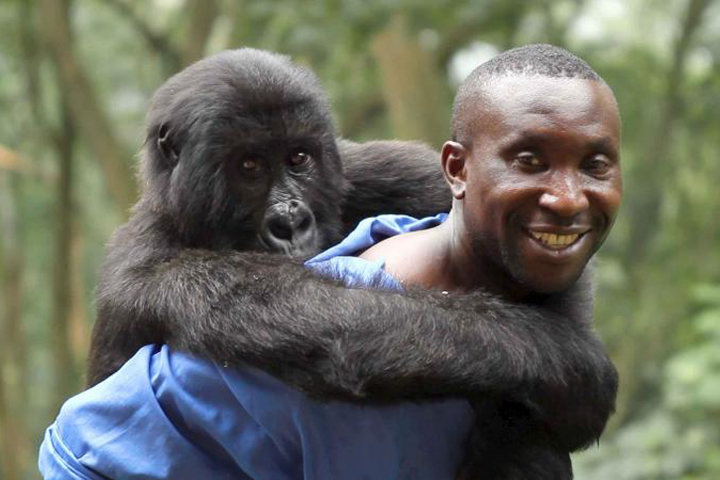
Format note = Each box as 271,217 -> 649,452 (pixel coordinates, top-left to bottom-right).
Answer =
257,231 -> 320,258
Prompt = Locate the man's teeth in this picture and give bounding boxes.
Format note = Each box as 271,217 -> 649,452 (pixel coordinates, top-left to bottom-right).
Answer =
530,231 -> 580,248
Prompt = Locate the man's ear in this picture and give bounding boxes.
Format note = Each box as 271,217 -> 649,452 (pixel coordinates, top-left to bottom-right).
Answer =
441,141 -> 467,199
157,123 -> 179,166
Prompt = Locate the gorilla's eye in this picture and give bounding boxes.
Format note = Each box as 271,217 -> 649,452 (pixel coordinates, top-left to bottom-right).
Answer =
242,159 -> 261,171
289,151 -> 311,167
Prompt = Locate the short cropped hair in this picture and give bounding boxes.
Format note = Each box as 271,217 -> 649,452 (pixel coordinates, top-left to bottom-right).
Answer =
452,44 -> 607,144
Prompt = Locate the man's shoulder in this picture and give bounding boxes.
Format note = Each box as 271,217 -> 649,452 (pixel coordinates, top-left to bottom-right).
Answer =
358,228 -> 436,286
358,228 -> 422,262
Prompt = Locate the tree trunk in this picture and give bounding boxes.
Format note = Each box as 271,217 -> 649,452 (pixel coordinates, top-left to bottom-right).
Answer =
0,173 -> 31,480
179,0 -> 219,67
68,229 -> 90,368
39,0 -> 137,215
102,0 -> 182,76
51,100 -> 82,408
371,15 -> 449,148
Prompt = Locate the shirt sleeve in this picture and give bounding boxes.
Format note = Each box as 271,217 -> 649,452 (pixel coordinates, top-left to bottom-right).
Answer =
305,213 -> 447,290
39,345 -> 303,480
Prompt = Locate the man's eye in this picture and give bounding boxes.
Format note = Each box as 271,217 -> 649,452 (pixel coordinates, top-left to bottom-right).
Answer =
289,151 -> 312,167
514,152 -> 543,169
584,155 -> 612,175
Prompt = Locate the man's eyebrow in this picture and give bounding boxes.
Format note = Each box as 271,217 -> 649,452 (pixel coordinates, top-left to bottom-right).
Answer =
586,137 -> 618,156
500,131 -> 553,147
498,131 -> 574,152
502,132 -> 618,153
520,131 -> 552,142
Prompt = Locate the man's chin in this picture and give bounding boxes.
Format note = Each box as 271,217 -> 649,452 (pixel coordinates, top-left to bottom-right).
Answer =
508,237 -> 595,295
510,259 -> 589,296
527,266 -> 589,296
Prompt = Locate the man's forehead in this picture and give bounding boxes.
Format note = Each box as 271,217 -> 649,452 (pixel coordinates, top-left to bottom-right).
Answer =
465,74 -> 620,141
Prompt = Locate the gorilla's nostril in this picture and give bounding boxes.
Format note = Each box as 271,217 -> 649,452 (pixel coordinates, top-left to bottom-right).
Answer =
269,218 -> 293,241
263,202 -> 316,248
297,216 -> 312,232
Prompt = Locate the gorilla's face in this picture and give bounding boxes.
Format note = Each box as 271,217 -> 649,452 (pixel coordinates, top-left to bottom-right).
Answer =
161,111 -> 345,257
220,120 -> 346,257
142,50 -> 346,257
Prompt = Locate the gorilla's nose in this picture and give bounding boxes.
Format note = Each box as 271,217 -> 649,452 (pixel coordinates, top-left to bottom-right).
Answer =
262,201 -> 316,254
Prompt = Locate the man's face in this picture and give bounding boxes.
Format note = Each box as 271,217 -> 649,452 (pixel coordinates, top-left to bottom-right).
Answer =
459,75 -> 622,294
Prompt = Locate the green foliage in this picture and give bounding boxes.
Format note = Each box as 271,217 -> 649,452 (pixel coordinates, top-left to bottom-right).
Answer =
575,285 -> 720,479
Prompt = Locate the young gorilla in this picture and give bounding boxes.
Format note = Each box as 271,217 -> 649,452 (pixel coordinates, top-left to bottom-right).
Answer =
80,48 -> 616,477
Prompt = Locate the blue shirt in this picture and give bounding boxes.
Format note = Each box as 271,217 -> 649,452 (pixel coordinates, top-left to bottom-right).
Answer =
39,214 -> 475,480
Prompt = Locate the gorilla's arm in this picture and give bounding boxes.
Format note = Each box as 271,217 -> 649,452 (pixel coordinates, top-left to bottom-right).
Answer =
337,139 -> 452,228
88,209 -> 616,453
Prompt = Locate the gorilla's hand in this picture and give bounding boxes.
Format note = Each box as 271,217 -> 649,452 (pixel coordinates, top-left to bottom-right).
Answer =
456,399 -> 573,480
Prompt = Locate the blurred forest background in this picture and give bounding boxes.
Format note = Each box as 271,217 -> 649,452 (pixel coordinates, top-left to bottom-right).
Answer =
0,0 -> 719,478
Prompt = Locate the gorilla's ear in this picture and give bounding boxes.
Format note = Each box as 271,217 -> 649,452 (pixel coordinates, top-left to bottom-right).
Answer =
157,123 -> 179,166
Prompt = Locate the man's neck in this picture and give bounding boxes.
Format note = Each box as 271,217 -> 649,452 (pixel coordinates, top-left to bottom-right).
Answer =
436,212 -> 526,300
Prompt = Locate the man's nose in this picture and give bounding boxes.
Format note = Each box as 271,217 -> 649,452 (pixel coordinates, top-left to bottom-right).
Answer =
538,172 -> 589,217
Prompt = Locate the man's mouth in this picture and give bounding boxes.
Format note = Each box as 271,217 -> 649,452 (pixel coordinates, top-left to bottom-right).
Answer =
527,230 -> 587,250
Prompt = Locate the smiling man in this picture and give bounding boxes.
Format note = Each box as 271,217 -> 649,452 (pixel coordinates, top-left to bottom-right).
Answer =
361,46 -> 622,302
359,44 -> 622,477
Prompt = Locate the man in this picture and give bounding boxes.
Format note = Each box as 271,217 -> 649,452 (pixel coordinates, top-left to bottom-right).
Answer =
39,44 -> 621,479
362,43 -> 622,478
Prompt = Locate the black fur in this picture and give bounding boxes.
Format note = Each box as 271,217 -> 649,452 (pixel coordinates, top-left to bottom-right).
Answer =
338,138 -> 451,230
87,49 -> 617,478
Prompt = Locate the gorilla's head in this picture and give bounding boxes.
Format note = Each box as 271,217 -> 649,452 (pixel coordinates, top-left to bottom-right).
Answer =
139,48 -> 346,257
